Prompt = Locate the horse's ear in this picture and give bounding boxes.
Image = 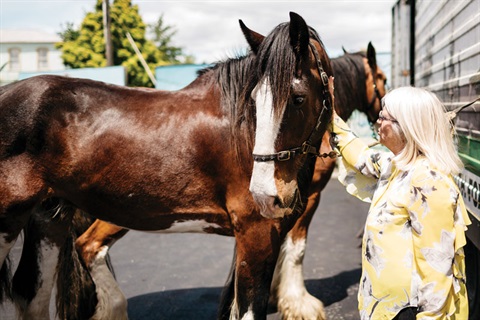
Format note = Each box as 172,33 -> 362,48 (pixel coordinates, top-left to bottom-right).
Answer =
342,46 -> 349,54
239,20 -> 264,54
289,12 -> 310,61
367,42 -> 377,71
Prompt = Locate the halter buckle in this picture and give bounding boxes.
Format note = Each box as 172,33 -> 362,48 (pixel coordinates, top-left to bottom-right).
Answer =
320,71 -> 329,87
301,142 -> 317,155
277,150 -> 292,161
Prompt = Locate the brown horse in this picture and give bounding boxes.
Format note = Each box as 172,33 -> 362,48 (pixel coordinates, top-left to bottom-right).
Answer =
0,12 -> 334,319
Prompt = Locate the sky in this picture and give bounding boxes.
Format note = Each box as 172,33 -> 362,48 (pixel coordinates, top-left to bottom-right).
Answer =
0,0 -> 397,66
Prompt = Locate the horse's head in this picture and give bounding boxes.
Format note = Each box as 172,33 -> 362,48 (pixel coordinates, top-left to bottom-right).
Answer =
364,42 -> 387,123
241,12 -> 333,219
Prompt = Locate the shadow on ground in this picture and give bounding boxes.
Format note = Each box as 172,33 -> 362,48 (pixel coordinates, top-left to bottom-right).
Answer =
127,268 -> 361,319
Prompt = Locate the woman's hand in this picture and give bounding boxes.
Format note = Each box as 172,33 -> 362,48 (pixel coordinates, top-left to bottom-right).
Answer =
328,76 -> 335,100
328,76 -> 337,120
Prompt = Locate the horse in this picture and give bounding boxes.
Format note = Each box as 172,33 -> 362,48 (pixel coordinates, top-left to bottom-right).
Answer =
0,12 -> 334,320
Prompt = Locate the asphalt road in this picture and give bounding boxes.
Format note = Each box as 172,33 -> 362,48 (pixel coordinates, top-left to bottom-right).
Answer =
1,174 -> 370,320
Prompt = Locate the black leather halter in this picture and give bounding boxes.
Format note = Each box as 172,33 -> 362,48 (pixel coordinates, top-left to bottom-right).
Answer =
367,83 -> 380,111
365,82 -> 381,129
252,42 -> 336,162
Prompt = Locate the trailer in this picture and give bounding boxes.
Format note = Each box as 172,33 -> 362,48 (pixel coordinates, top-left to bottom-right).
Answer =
391,0 -> 479,318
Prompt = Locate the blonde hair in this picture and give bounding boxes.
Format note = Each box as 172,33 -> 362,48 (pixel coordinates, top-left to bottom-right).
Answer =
382,86 -> 463,175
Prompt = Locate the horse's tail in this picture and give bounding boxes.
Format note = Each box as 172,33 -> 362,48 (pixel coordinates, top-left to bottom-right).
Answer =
0,255 -> 13,303
56,209 -> 100,320
7,199 -> 98,320
56,229 -> 98,320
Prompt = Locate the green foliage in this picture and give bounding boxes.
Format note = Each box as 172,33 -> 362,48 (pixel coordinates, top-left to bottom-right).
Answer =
148,14 -> 183,64
56,0 -> 188,87
57,22 -> 80,42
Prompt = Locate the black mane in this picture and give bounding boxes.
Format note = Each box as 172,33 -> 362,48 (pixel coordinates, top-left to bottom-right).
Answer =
331,53 -> 368,120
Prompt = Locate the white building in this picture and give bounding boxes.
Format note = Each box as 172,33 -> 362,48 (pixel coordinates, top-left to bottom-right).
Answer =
0,29 -> 65,85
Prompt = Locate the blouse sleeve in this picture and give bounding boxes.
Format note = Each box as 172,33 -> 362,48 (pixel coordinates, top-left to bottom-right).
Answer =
332,114 -> 390,202
407,169 -> 471,318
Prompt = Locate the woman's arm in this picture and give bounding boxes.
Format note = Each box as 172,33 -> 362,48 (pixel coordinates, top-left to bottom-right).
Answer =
332,115 -> 384,179
328,76 -> 386,180
327,76 -> 390,202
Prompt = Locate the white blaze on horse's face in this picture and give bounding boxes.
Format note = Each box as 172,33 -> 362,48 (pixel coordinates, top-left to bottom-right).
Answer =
249,77 -> 286,219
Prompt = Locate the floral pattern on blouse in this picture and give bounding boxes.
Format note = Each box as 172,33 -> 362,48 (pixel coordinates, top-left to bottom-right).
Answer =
332,115 -> 471,320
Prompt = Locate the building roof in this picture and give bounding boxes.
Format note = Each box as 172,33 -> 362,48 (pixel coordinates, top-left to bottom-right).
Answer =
0,29 -> 61,44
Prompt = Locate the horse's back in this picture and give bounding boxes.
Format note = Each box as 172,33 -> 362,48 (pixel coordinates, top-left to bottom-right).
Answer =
0,76 -> 56,158
0,75 -> 102,158
0,75 -> 104,126
0,75 -> 159,157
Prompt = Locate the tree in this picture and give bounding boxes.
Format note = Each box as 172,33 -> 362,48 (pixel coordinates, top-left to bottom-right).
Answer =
148,15 -> 194,64
57,0 -> 166,87
57,22 -> 80,42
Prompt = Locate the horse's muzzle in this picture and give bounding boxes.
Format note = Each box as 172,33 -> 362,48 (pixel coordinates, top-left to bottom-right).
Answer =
252,189 -> 299,219
249,161 -> 300,218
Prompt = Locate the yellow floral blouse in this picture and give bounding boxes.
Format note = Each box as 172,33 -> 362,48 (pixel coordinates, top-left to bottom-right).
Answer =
332,115 -> 471,320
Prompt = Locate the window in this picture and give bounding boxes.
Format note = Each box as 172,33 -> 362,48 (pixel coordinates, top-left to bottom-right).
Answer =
8,48 -> 20,71
37,47 -> 48,70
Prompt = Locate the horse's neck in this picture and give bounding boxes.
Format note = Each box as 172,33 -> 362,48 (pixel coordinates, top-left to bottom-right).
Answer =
334,87 -> 355,121
331,55 -> 367,122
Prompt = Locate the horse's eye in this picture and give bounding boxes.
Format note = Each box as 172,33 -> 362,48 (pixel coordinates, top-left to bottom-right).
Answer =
292,95 -> 305,107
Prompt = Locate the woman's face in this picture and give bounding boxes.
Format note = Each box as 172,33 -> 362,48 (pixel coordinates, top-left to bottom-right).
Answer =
377,109 -> 405,155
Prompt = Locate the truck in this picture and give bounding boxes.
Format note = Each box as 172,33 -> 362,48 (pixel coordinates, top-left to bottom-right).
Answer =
391,0 -> 479,318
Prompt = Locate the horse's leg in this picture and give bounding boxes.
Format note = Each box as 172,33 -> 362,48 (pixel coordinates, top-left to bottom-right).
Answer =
229,219 -> 282,320
218,247 -> 237,320
270,192 -> 325,320
0,158 -> 46,303
75,219 -> 129,320
270,133 -> 335,320
11,199 -> 74,319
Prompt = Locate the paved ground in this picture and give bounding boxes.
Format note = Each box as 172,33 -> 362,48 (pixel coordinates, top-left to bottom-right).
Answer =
1,175 -> 370,320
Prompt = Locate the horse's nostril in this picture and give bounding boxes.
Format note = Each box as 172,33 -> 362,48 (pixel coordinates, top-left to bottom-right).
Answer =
273,196 -> 282,207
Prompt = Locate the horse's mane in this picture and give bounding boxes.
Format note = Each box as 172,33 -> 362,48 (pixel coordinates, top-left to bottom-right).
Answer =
194,54 -> 256,161
212,54 -> 256,124
331,53 -> 368,120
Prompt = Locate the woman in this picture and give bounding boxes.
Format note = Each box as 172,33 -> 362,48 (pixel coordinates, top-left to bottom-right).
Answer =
328,77 -> 471,319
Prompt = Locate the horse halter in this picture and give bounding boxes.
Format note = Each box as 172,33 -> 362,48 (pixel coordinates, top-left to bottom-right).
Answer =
366,75 -> 382,138
252,42 -> 336,162
367,83 -> 380,111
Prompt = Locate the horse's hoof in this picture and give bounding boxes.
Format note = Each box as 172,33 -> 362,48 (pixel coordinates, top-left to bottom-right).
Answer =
278,292 -> 326,320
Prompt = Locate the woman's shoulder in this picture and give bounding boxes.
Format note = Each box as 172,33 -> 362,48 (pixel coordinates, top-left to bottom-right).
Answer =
409,157 -> 452,187
407,157 -> 462,204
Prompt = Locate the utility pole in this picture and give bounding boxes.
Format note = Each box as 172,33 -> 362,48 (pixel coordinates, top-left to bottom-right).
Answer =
103,0 -> 114,66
